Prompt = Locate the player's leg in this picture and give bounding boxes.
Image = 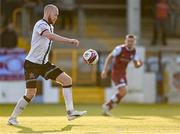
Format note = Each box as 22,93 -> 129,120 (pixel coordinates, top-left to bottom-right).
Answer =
56,72 -> 74,111
11,88 -> 37,118
102,86 -> 127,116
43,62 -> 87,121
56,72 -> 87,120
102,78 -> 127,116
8,60 -> 39,125
8,88 -> 37,125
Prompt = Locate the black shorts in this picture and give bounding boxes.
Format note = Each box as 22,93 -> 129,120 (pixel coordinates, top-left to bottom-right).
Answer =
24,60 -> 63,88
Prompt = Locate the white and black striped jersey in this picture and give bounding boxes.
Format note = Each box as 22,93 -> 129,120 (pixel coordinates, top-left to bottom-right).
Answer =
25,19 -> 54,64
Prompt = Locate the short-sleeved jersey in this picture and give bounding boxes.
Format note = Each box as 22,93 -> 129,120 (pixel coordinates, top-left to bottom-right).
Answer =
25,19 -> 54,64
111,45 -> 138,83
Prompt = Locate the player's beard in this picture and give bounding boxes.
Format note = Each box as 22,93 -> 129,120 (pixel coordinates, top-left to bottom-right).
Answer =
48,17 -> 55,25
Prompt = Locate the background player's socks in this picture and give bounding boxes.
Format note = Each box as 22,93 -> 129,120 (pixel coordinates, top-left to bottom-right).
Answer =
106,100 -> 114,110
102,104 -> 112,116
111,93 -> 121,103
62,85 -> 74,112
10,96 -> 29,118
106,93 -> 122,110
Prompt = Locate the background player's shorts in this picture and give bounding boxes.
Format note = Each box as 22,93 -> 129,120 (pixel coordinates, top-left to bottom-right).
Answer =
112,75 -> 127,89
24,60 -> 63,88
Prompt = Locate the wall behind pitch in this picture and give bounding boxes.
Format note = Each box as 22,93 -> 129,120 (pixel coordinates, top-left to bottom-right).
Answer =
127,46 -> 145,91
0,81 -> 25,103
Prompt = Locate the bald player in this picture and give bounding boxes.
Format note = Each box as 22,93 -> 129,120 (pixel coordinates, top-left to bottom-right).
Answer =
8,4 -> 87,125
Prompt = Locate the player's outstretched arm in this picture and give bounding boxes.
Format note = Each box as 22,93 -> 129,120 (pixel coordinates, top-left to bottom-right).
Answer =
133,60 -> 143,68
42,30 -> 79,47
101,52 -> 113,79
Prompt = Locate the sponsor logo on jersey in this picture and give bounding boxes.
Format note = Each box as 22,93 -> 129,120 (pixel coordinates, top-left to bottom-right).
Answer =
119,57 -> 130,62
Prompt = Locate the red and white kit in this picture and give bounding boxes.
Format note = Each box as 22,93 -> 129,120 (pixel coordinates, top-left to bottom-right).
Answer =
111,45 -> 138,88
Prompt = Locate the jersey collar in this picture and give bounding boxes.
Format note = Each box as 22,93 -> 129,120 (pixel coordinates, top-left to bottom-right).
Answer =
125,46 -> 134,51
42,19 -> 51,26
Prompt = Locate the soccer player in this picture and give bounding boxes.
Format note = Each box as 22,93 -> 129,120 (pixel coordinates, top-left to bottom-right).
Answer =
8,4 -> 87,125
101,34 -> 143,116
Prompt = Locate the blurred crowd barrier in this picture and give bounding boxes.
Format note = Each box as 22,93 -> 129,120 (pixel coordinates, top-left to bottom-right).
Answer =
165,61 -> 180,103
0,47 -> 179,104
146,47 -> 180,102
0,48 -> 26,103
52,47 -> 156,104
0,48 -> 26,80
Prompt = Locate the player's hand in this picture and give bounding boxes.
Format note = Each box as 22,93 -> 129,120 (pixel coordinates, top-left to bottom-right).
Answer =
101,70 -> 107,79
135,60 -> 143,68
70,39 -> 79,47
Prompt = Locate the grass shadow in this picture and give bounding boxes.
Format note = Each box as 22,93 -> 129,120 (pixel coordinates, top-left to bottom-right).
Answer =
61,125 -> 83,131
11,124 -> 84,133
114,116 -> 145,120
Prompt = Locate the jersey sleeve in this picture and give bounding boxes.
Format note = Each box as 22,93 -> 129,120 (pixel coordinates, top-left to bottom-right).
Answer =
112,46 -> 122,57
133,52 -> 139,61
36,23 -> 49,35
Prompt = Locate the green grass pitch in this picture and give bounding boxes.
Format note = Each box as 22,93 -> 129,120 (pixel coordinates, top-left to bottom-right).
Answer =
0,104 -> 180,134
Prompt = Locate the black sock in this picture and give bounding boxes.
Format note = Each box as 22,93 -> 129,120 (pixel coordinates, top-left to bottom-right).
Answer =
23,96 -> 31,103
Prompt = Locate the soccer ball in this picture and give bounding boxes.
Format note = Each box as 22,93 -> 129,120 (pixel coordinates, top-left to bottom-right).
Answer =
83,49 -> 99,65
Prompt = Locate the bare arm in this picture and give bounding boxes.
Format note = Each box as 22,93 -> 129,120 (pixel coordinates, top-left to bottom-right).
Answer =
101,52 -> 113,79
42,30 -> 79,47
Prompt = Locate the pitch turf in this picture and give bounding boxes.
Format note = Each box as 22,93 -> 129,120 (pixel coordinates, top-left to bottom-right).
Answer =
0,104 -> 180,134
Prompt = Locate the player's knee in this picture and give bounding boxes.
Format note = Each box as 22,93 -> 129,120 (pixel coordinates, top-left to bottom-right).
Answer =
25,88 -> 37,100
118,88 -> 127,97
62,75 -> 72,86
56,73 -> 72,86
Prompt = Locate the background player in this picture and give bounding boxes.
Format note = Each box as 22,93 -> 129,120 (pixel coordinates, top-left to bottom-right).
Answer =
8,4 -> 86,125
101,34 -> 143,116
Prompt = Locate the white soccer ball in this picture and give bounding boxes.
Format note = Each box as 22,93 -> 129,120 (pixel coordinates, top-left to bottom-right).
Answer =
83,49 -> 99,65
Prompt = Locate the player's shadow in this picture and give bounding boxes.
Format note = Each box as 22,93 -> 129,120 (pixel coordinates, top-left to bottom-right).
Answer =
61,125 -> 83,131
116,116 -> 145,120
12,124 -> 83,133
